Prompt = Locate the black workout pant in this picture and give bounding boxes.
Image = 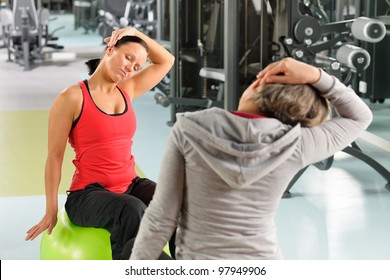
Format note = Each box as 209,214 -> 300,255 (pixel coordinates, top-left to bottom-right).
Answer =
65,177 -> 157,260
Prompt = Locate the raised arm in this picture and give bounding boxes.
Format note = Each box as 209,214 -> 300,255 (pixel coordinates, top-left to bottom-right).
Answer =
107,28 -> 175,100
257,58 -> 373,166
300,68 -> 373,165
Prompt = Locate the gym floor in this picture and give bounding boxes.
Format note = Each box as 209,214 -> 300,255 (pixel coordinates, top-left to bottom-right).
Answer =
1,13 -> 390,260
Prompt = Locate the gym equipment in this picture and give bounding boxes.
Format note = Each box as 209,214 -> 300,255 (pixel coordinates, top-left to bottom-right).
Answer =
283,143 -> 390,198
256,0 -> 390,197
198,1 -> 386,110
40,208 -> 112,260
155,1 -> 389,195
97,0 -> 157,40
73,0 -> 99,33
351,16 -> 386,43
155,0 -> 226,125
360,0 -> 390,103
0,0 -> 65,70
157,0 -> 389,120
335,44 -> 371,72
258,1 -> 386,97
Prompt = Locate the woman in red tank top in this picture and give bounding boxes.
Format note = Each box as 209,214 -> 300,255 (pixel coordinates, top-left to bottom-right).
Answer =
25,27 -> 175,260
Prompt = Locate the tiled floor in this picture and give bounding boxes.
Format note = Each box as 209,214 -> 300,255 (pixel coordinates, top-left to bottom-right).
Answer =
0,13 -> 389,260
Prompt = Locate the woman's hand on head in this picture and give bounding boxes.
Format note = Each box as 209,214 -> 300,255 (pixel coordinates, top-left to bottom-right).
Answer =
104,27 -> 138,46
256,57 -> 321,85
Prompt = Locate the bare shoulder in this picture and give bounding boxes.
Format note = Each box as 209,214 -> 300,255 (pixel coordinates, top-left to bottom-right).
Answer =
59,83 -> 82,100
50,83 -> 84,122
54,83 -> 83,106
46,83 -> 84,130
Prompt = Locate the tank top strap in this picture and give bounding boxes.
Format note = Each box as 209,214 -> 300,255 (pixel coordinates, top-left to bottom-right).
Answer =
116,85 -> 131,104
70,80 -> 93,131
78,80 -> 94,106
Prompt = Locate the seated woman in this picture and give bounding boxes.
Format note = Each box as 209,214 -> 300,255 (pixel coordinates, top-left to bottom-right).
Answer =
25,27 -> 175,260
129,57 -> 373,260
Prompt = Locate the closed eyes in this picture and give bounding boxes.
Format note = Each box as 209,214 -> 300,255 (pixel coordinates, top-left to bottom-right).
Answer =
126,54 -> 141,72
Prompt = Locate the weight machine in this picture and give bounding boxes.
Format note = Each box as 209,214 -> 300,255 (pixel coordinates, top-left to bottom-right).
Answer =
256,0 -> 390,197
97,0 -> 158,39
154,0 -> 225,126
71,0 -> 158,39
360,0 -> 390,103
156,0 -> 390,196
0,0 -> 65,70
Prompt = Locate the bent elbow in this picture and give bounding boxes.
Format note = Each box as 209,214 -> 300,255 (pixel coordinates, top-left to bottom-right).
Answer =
168,54 -> 175,68
363,109 -> 374,130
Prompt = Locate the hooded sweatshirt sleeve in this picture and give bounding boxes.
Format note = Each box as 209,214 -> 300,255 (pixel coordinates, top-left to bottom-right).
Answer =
130,125 -> 185,259
300,69 -> 373,166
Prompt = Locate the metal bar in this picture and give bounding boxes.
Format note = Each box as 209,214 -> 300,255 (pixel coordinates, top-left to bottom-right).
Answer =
343,146 -> 390,184
224,0 -> 240,111
259,0 -> 269,69
156,0 -> 162,40
169,0 -> 179,124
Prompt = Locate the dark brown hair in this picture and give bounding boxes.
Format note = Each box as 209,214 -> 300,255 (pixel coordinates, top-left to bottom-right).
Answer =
85,35 -> 149,75
253,83 -> 330,127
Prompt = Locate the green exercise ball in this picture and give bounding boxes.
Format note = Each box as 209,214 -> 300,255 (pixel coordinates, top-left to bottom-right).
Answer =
40,207 -> 171,259
40,208 -> 112,260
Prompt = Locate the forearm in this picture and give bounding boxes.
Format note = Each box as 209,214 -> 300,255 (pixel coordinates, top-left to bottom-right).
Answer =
133,29 -> 174,67
115,27 -> 175,98
313,69 -> 373,129
44,155 -> 63,215
301,70 -> 373,166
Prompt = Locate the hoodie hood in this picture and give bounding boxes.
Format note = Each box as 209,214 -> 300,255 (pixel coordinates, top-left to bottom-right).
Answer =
176,107 -> 301,189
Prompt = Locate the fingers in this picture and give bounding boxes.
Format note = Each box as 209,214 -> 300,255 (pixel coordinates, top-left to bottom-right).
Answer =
256,60 -> 287,84
256,57 -> 320,85
257,59 -> 286,77
104,31 -> 119,47
25,226 -> 35,240
252,79 -> 261,89
25,224 -> 43,241
105,28 -> 138,46
107,31 -> 119,47
247,79 -> 261,89
25,225 -> 50,241
262,74 -> 287,84
25,216 -> 56,241
47,223 -> 55,235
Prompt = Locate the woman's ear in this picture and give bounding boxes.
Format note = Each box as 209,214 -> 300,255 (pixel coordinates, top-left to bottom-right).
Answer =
105,46 -> 114,56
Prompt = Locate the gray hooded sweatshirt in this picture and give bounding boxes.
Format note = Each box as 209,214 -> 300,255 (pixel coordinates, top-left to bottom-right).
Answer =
131,70 -> 373,260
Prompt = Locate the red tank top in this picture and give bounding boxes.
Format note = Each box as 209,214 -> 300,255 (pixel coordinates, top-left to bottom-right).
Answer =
68,81 -> 137,193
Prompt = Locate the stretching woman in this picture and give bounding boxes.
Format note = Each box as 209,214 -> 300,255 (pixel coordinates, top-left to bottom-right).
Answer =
130,57 -> 373,259
25,27 -> 174,260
